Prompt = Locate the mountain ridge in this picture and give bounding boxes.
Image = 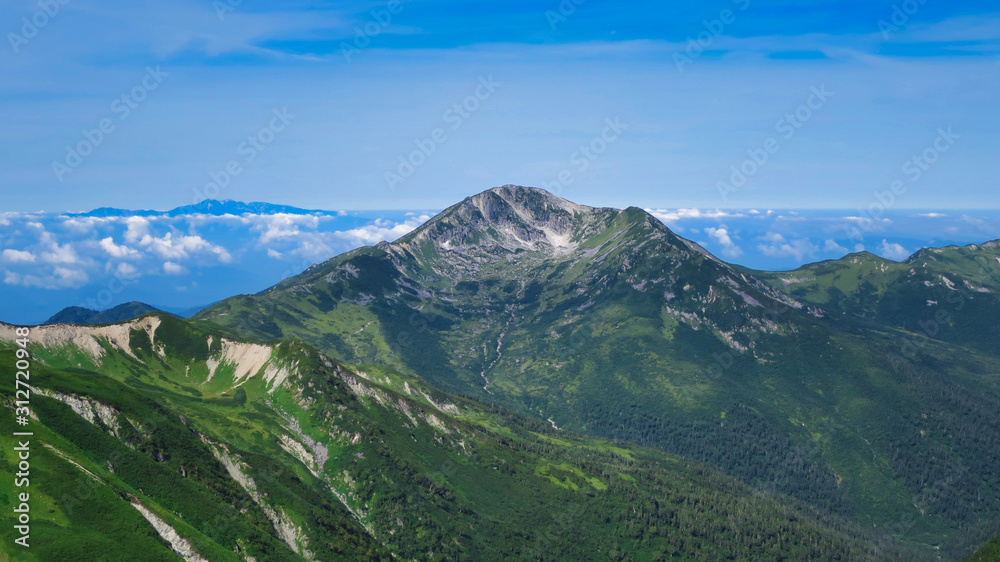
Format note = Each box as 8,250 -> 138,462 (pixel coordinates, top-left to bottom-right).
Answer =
44,301 -> 167,325
754,238 -> 1000,354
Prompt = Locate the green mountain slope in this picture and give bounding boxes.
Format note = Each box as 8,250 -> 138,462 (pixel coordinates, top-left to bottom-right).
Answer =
750,243 -> 1000,356
1,314 -> 913,560
196,186 -> 1000,558
967,533 -> 1000,561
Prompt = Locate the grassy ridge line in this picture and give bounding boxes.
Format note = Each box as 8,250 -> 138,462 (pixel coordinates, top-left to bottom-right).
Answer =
748,243 -> 1000,355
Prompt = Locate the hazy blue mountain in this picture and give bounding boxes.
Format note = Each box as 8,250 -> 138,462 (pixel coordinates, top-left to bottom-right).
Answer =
45,301 -> 167,324
67,199 -> 334,218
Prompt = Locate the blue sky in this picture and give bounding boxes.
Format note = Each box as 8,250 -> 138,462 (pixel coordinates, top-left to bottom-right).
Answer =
1,0 -> 998,213
2,1 -> 1000,322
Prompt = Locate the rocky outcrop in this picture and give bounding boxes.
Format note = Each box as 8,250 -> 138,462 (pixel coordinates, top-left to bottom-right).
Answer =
129,499 -> 209,562
203,439 -> 315,559
205,339 -> 272,384
35,388 -> 124,438
0,316 -> 162,364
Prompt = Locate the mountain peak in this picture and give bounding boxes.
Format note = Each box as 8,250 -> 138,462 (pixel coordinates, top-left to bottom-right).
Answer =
472,185 -> 593,215
392,185 -> 712,263
397,185 -> 610,256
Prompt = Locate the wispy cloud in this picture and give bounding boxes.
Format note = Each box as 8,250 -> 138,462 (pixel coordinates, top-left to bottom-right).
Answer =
704,227 -> 743,258
334,215 -> 431,246
879,239 -> 910,260
757,233 -> 819,262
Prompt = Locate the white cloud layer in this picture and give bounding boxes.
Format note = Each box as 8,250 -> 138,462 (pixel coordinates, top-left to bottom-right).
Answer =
4,266 -> 89,289
100,237 -> 139,258
757,233 -> 819,262
139,232 -> 233,264
2,249 -> 35,263
163,261 -> 187,275
647,209 -> 744,223
333,216 -> 432,246
704,227 -> 743,258
823,239 -> 848,254
879,239 -> 910,260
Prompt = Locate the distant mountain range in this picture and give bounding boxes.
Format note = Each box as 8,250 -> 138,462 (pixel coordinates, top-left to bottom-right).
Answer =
3,186 -> 999,560
67,199 -> 336,218
45,302 -> 167,325
44,301 -> 213,325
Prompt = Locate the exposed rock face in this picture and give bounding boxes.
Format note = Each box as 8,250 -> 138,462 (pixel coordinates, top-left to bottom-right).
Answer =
129,499 -> 209,562
405,185 -> 610,257
35,389 -> 124,438
206,339 -> 273,383
203,439 -> 315,559
383,186 -> 806,351
2,315 -> 302,399
0,316 -> 162,363
262,360 -> 296,393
